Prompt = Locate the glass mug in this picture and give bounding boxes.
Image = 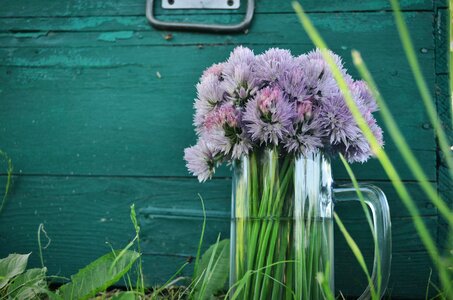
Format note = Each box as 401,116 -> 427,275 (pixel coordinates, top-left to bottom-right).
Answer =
229,149 -> 391,299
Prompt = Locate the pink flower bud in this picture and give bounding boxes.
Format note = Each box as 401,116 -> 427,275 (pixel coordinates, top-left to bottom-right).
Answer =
296,100 -> 313,122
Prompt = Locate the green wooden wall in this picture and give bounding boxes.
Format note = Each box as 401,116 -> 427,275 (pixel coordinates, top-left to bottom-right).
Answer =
0,0 -> 450,298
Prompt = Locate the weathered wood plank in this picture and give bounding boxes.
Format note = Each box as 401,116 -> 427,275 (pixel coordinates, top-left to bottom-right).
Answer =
0,12 -> 436,48
0,51 -> 436,179
142,251 -> 435,299
0,175 -> 437,298
335,251 -> 435,299
434,0 -> 448,9
436,74 -> 452,251
0,0 -> 433,18
0,11 -> 436,179
0,175 -> 436,258
435,9 -> 448,74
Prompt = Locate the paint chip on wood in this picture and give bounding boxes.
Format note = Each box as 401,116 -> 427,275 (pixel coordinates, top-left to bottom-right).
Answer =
97,31 -> 134,42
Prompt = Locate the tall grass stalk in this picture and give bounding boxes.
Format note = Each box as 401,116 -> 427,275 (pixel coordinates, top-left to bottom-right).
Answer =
37,223 -> 51,269
333,212 -> 374,297
193,194 -> 207,279
225,260 -> 296,300
130,204 -> 145,295
292,1 -> 452,297
351,50 -> 453,228
389,0 -> 453,180
0,149 -> 13,214
151,262 -> 189,299
339,154 -> 381,299
339,154 -> 375,239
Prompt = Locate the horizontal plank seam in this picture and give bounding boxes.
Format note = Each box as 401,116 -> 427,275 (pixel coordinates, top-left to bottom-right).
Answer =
0,9 -> 435,20
0,173 -> 438,183
0,42 -> 436,50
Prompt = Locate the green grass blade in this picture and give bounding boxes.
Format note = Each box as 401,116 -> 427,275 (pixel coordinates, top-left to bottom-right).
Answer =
339,154 -> 375,236
334,213 -> 374,296
150,262 -> 189,299
292,1 -> 452,296
129,204 -> 145,295
351,50 -> 453,228
193,194 -> 207,279
0,149 -> 13,215
389,0 -> 453,179
339,154 -> 381,298
37,224 -> 51,269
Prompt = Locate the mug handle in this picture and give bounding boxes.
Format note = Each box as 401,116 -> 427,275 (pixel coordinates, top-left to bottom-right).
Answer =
333,184 -> 392,299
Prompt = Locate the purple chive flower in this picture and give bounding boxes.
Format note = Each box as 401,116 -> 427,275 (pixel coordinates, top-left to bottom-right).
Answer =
285,120 -> 324,155
202,62 -> 225,80
341,134 -> 371,163
185,47 -> 384,180
296,100 -> 313,123
351,80 -> 379,113
342,107 -> 383,163
305,49 -> 346,72
317,95 -> 362,147
318,93 -> 383,162
278,65 -> 308,101
297,49 -> 352,102
285,101 -> 323,155
193,73 -> 225,129
222,46 -> 256,75
343,111 -> 383,163
184,139 -> 219,182
244,86 -> 295,145
277,64 -> 311,101
222,63 -> 259,107
202,103 -> 252,159
255,48 -> 294,84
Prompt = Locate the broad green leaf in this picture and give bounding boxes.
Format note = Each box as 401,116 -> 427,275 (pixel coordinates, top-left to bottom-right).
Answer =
7,267 -> 47,299
0,253 -> 30,289
111,291 -> 137,300
194,239 -> 229,300
58,250 -> 140,300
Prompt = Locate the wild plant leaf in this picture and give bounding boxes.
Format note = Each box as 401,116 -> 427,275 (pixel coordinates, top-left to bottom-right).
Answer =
57,250 -> 139,300
0,253 -> 30,289
7,267 -> 47,299
111,291 -> 137,300
194,239 -> 229,300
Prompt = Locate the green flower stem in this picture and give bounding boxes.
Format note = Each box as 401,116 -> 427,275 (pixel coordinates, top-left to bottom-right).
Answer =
251,150 -> 281,299
234,150 -> 333,299
250,151 -> 259,216
270,221 -> 290,300
258,162 -> 294,299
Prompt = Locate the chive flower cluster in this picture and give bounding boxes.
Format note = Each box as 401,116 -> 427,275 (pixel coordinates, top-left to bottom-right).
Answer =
184,47 -> 383,182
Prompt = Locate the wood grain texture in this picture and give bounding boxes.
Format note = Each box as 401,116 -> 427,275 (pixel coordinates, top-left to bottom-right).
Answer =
0,11 -> 436,180
0,0 -> 433,18
0,176 -> 438,298
434,0 -> 449,9
435,9 -> 448,74
436,74 -> 452,251
0,0 -> 443,298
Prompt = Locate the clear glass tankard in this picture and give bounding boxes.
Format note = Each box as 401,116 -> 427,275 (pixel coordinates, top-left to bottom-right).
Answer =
230,149 -> 391,299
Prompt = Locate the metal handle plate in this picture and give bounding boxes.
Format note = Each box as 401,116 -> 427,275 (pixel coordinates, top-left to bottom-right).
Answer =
146,0 -> 255,33
162,0 -> 240,9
